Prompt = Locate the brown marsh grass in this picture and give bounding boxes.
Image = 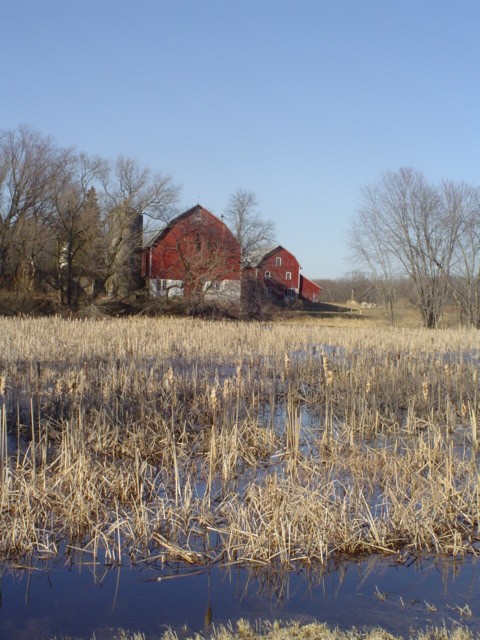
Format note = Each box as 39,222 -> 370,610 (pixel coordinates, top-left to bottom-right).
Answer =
0,316 -> 479,568
45,621 -> 480,640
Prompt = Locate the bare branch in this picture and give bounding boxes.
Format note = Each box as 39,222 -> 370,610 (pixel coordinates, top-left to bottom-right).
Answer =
224,189 -> 276,265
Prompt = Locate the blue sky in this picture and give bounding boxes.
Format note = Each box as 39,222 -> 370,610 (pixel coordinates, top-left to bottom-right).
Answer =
1,0 -> 479,278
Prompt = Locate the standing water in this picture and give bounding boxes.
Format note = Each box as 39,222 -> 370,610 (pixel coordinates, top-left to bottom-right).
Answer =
1,554 -> 480,639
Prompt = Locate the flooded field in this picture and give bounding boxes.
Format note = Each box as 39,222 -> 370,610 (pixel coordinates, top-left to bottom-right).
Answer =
0,317 -> 479,638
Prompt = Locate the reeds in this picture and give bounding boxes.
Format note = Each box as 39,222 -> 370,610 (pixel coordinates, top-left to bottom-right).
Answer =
42,620 -> 480,640
0,316 -> 479,568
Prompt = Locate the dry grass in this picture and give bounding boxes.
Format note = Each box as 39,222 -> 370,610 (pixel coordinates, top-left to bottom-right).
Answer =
0,316 -> 479,568
49,620 -> 480,640
295,301 -> 463,329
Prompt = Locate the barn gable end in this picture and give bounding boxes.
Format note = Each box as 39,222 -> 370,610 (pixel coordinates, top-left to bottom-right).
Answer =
142,205 -> 242,301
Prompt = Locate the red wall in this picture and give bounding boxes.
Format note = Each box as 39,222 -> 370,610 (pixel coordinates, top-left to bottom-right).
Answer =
299,275 -> 321,302
258,247 -> 300,290
143,207 -> 241,283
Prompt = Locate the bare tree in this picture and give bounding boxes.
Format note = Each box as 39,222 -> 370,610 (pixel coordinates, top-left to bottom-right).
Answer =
224,189 -> 275,266
445,182 -> 480,326
351,168 -> 460,328
0,126 -> 64,291
175,236 -> 238,312
102,156 -> 180,298
0,130 -> 181,307
46,153 -> 108,307
349,205 -> 400,324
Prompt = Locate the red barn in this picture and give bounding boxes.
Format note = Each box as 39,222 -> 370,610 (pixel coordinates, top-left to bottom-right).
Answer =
245,245 -> 321,303
142,205 -> 241,300
253,245 -> 301,299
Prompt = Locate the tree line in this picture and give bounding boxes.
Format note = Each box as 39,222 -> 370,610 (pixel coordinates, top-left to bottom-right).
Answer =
350,167 -> 480,328
0,126 -> 275,314
5,127 -> 476,326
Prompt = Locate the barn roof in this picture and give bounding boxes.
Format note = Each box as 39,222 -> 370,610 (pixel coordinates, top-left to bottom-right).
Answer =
143,227 -> 162,248
248,245 -> 301,268
243,245 -> 277,268
143,204 -> 228,248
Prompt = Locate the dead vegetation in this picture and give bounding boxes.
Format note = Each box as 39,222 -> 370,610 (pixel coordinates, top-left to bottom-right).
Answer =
0,317 -> 479,569
47,620 -> 480,640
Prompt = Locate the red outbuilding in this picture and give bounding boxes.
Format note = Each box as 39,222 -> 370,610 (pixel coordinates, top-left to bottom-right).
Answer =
246,245 -> 321,303
299,274 -> 322,303
250,245 -> 301,299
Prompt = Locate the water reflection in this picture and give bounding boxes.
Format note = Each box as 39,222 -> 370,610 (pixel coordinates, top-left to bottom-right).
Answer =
0,554 -> 479,639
